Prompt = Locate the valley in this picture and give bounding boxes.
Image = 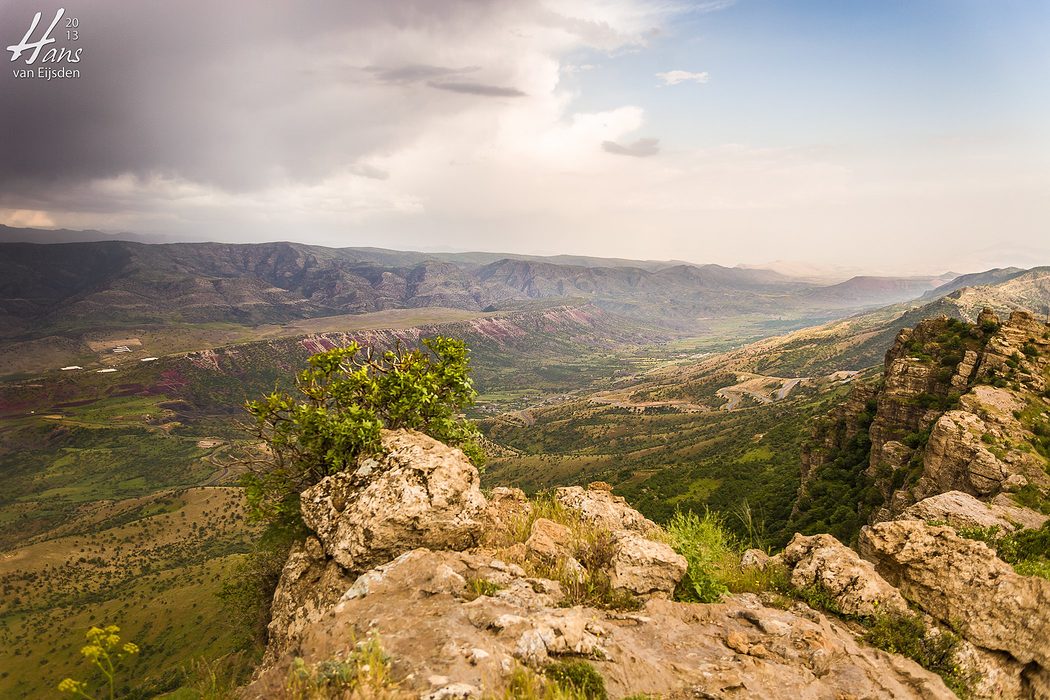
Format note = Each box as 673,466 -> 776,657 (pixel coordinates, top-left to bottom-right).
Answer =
1,240 -> 1049,697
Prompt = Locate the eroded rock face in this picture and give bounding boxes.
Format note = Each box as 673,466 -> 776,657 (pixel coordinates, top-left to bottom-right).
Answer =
796,310 -> 1050,529
782,533 -> 908,617
264,536 -> 355,663
245,548 -> 955,700
912,385 -> 1050,508
301,430 -> 487,572
859,520 -> 1050,679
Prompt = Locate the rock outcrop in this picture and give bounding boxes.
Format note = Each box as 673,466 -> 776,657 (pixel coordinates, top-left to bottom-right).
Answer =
249,547 -> 955,700
794,310 -> 1050,534
605,532 -> 686,597
300,430 -> 487,572
552,485 -> 659,535
899,490 -> 1041,531
782,533 -> 909,617
859,519 -> 1050,697
250,429 -> 960,699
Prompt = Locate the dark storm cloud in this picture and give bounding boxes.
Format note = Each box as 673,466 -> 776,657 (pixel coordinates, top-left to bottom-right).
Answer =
0,0 -> 524,202
427,81 -> 526,97
365,64 -> 475,84
602,138 -> 660,157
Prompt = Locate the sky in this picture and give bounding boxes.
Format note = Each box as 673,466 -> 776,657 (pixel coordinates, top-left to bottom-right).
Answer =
1,0 -> 1048,274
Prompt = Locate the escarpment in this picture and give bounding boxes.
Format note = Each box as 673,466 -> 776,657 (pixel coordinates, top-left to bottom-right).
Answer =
794,309 -> 1050,536
785,308 -> 1050,698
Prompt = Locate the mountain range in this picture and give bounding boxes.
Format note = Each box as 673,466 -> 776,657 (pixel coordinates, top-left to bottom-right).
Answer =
0,234 -> 963,342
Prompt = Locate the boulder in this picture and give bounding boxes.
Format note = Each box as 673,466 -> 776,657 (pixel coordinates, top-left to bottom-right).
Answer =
859,520 -> 1050,673
523,518 -> 573,564
989,493 -> 1048,531
606,531 -> 687,597
740,548 -> 772,570
899,491 -> 1017,531
554,484 -> 658,535
782,533 -> 908,617
301,429 -> 487,572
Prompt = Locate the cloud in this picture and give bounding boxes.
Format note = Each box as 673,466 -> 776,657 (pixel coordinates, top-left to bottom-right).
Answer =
602,138 -> 660,157
2,0 -> 1042,273
349,163 -> 390,180
656,70 -> 709,86
427,81 -> 526,97
0,209 -> 56,228
0,0 -> 667,198
365,64 -> 475,84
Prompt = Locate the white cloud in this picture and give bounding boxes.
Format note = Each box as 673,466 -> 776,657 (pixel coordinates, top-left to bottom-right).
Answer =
5,0 -> 1047,272
656,70 -> 710,86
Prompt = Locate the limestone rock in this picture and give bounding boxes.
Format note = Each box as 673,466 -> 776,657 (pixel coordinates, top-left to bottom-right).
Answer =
859,520 -> 1050,674
917,409 -> 1010,498
264,536 -> 355,662
245,548 -> 956,700
989,493 -> 1048,531
782,532 -> 908,617
740,548 -> 771,570
523,518 -> 573,564
606,531 -> 687,597
301,430 -> 487,572
900,490 -> 1018,531
553,484 -> 658,535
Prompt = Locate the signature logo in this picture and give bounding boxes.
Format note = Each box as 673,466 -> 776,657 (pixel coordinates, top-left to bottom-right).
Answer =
7,8 -> 81,65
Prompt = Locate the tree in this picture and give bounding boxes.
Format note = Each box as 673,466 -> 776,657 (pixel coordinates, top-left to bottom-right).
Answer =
240,336 -> 484,527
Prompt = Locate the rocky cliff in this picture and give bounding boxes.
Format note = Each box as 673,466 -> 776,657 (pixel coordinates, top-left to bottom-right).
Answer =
794,309 -> 1050,537
782,308 -> 1050,698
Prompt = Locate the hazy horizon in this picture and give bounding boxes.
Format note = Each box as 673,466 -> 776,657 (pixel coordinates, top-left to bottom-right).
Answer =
2,1 -> 1048,275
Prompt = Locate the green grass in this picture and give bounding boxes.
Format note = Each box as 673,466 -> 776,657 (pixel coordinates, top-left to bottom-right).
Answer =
665,509 -> 790,603
0,553 -> 250,698
738,446 -> 774,463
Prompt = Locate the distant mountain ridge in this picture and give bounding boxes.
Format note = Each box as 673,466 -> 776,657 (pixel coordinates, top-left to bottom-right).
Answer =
0,235 -> 974,339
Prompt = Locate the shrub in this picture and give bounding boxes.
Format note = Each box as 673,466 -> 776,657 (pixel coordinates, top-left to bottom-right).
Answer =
956,522 -> 1050,581
862,613 -> 973,696
218,517 -> 306,651
501,664 -> 601,700
793,581 -> 845,616
666,509 -> 735,603
240,337 -> 484,527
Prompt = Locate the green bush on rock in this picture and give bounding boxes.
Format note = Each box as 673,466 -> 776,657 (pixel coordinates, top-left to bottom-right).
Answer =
240,336 -> 485,527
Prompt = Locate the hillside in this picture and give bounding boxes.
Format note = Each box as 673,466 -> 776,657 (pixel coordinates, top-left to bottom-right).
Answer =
480,268 -> 1050,546
0,302 -> 668,696
2,259 -> 1048,697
